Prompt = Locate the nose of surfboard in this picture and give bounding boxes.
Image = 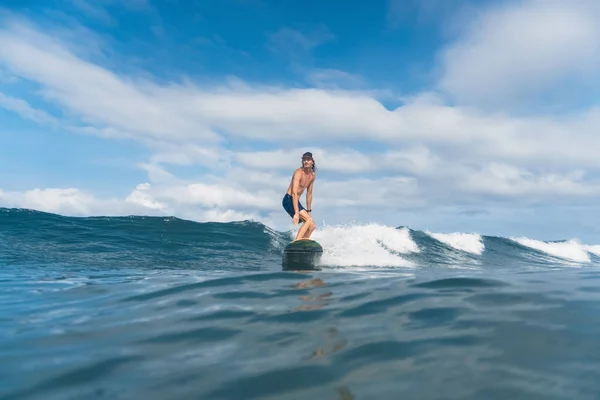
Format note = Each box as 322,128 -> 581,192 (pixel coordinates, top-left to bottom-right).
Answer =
282,239 -> 323,271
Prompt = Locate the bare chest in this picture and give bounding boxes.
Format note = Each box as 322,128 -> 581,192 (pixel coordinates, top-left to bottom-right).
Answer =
299,174 -> 312,188
296,171 -> 314,191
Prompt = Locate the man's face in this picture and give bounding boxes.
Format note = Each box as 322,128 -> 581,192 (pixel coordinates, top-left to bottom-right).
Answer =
302,157 -> 313,168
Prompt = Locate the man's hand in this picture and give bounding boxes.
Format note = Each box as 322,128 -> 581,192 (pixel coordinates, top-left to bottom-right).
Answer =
293,213 -> 299,225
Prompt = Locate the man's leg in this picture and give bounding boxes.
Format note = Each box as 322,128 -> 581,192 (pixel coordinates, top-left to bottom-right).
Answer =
303,219 -> 316,239
294,221 -> 306,241
295,210 -> 316,240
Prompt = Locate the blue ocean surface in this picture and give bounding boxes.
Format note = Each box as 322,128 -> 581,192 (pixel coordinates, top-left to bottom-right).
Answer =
2,207 -> 600,399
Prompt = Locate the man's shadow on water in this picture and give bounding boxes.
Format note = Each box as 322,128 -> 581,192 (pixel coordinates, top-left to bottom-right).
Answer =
289,273 -> 355,400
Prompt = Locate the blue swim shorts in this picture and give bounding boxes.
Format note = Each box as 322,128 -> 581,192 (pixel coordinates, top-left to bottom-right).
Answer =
282,193 -> 305,218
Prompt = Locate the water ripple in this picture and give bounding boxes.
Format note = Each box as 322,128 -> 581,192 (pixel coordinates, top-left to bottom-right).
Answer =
4,265 -> 600,399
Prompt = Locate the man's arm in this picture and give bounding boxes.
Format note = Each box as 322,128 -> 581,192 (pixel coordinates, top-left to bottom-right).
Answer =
306,177 -> 314,212
291,170 -> 301,215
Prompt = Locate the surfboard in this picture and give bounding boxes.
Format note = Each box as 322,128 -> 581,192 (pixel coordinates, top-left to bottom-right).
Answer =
282,239 -> 323,271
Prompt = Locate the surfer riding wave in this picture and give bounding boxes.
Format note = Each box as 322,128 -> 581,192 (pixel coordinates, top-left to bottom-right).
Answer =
282,151 -> 317,241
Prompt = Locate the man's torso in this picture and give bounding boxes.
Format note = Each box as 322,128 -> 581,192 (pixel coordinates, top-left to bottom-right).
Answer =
287,168 -> 315,196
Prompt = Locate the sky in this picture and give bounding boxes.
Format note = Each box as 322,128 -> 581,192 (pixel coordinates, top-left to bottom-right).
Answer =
2,0 -> 600,241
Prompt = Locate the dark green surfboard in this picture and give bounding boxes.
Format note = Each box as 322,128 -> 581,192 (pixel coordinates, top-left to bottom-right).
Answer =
282,239 -> 324,271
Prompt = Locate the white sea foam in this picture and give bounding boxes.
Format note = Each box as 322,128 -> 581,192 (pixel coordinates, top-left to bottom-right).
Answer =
283,219 -> 600,268
308,223 -> 419,267
425,231 -> 485,255
510,237 -> 591,263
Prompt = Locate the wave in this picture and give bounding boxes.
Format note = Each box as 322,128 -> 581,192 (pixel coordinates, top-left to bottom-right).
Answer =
310,224 -> 419,268
2,208 -> 600,270
424,231 -> 484,255
508,237 -> 592,263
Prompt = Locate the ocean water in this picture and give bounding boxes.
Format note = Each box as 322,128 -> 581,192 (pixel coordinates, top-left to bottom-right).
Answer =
2,208 -> 600,399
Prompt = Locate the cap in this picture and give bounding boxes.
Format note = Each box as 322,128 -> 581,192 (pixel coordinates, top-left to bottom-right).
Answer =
302,152 -> 313,159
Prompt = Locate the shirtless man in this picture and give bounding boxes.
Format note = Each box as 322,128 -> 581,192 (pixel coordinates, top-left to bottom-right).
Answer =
282,151 -> 317,241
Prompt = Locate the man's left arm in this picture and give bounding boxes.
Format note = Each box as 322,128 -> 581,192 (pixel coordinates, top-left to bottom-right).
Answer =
306,178 -> 314,212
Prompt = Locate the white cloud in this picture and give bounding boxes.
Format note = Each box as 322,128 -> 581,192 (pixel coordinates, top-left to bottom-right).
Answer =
0,188 -> 122,216
234,148 -> 372,173
379,146 -> 441,176
148,142 -> 232,168
125,183 -> 169,211
0,20 -> 220,143
306,68 -> 365,90
124,179 -> 279,213
72,0 -> 116,25
454,164 -> 599,201
439,0 -> 600,108
3,13 -> 599,162
0,66 -> 18,83
200,208 -> 259,223
0,185 -> 266,225
0,92 -> 60,125
0,155 -> 597,235
267,26 -> 335,55
233,146 -> 438,176
138,163 -> 177,183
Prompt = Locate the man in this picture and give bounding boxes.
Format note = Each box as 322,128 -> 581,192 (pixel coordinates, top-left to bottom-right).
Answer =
282,151 -> 317,241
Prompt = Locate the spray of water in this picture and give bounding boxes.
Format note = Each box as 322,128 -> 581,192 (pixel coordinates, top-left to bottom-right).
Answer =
308,223 -> 419,267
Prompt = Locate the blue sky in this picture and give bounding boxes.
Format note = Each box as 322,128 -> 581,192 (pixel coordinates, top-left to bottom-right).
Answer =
2,0 -> 600,242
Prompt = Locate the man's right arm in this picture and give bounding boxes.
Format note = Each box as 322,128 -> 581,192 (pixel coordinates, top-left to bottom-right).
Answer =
291,170 -> 300,215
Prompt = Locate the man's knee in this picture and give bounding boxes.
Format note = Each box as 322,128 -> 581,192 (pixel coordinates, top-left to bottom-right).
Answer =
301,215 -> 315,227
